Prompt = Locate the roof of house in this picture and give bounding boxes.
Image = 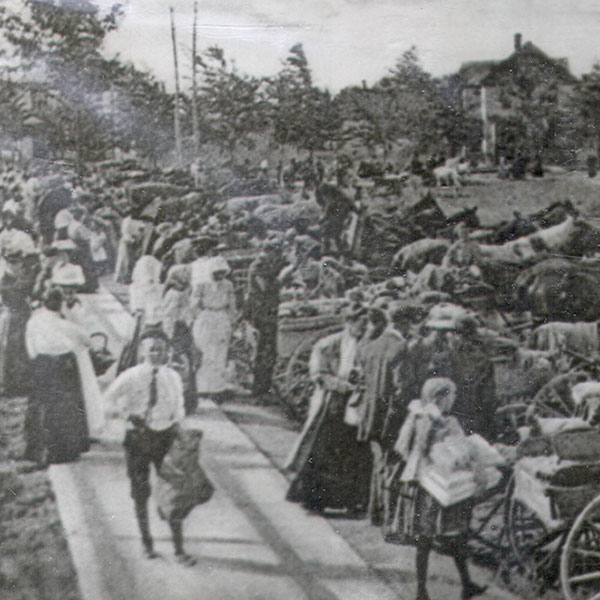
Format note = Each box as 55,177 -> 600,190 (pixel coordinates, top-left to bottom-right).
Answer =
458,40 -> 576,88
458,60 -> 500,86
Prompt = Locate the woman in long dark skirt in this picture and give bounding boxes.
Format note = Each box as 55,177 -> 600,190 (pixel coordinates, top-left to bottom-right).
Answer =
285,306 -> 371,514
24,289 -> 90,465
26,353 -> 89,464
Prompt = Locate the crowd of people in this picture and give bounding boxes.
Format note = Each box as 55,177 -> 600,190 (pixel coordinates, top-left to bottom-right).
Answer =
1,149 -> 596,589
0,152 -> 373,565
284,298 -> 498,600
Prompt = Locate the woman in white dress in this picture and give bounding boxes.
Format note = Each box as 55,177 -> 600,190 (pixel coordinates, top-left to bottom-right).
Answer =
129,255 -> 163,325
114,213 -> 144,284
161,263 -> 197,413
191,256 -> 236,395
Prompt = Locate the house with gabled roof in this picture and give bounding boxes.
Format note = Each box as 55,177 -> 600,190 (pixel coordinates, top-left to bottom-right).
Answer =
458,34 -> 577,161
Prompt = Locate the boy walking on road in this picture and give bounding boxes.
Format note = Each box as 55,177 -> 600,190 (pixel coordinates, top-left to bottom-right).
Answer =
105,324 -> 195,565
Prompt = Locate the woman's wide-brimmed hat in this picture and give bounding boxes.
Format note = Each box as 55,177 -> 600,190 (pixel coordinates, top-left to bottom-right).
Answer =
424,302 -> 469,330
2,199 -> 21,215
140,322 -> 169,343
210,256 -> 231,274
51,239 -> 78,253
51,263 -> 85,287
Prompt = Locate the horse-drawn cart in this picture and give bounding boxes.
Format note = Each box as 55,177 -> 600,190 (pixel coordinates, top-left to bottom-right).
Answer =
274,298 -> 345,418
506,444 -> 600,600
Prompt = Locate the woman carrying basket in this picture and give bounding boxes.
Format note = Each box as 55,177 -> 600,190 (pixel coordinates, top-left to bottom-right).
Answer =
393,377 -> 487,600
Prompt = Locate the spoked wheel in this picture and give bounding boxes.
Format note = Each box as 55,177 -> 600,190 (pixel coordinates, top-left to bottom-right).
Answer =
506,478 -> 564,588
561,494 -> 600,600
533,371 -> 591,419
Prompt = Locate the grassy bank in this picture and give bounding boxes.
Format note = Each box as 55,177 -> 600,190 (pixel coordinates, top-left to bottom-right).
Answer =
436,170 -> 600,226
0,397 -> 81,600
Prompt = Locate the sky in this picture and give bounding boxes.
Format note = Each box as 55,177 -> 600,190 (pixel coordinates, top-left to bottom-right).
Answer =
98,0 -> 600,93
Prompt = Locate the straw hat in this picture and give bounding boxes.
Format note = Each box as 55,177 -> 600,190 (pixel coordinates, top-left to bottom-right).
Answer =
51,263 -> 85,287
140,322 -> 169,343
211,256 -> 231,274
51,239 -> 78,253
425,303 -> 469,330
2,199 -> 21,215
54,209 -> 73,229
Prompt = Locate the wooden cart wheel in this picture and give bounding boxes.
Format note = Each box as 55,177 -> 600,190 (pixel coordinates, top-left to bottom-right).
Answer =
533,371 -> 590,419
506,476 -> 563,585
283,325 -> 342,420
561,493 -> 600,600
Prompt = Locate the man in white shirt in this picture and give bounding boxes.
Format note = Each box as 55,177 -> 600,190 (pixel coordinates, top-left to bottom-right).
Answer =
104,324 -> 193,564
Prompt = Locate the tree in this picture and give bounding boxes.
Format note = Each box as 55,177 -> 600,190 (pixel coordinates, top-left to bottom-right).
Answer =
196,46 -> 269,159
0,0 -> 124,160
0,0 -> 177,163
574,63 -> 600,155
334,47 -> 465,160
267,43 -> 339,152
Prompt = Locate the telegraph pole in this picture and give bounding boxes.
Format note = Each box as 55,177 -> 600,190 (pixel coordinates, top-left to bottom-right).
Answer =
191,1 -> 199,157
170,6 -> 183,165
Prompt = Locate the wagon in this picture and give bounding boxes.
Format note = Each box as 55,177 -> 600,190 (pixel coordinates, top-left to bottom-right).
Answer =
274,298 -> 345,418
503,405 -> 600,600
505,452 -> 600,599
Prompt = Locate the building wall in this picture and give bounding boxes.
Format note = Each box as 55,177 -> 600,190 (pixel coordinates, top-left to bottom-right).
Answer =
462,86 -> 520,120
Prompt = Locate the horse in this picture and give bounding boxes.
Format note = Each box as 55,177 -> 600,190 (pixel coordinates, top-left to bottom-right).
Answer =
433,165 -> 462,191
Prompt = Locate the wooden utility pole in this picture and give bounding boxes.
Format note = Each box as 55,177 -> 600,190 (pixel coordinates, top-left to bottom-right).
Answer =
191,1 -> 199,156
170,6 -> 182,164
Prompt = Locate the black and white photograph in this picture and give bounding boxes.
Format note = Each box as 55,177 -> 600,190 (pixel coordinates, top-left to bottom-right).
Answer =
1,1 -> 600,599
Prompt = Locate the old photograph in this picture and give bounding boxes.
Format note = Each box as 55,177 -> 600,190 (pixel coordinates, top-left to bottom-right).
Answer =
1,1 -> 600,599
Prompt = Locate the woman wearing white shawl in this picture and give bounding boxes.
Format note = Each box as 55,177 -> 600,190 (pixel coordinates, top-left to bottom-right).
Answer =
162,264 -> 193,339
114,214 -> 144,284
191,256 -> 235,395
129,255 -> 163,325
162,263 -> 197,413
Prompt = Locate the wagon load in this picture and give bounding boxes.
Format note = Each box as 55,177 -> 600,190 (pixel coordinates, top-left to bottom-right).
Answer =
252,200 -> 321,231
128,182 -> 188,219
392,238 -> 451,275
225,194 -> 288,216
515,258 -> 600,322
476,216 -> 585,266
531,321 -> 599,356
359,194 -> 448,270
489,200 -> 578,244
472,218 -> 600,305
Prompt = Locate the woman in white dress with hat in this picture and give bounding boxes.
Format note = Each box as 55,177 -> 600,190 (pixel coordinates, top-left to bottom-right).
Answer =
51,263 -> 106,438
191,256 -> 236,396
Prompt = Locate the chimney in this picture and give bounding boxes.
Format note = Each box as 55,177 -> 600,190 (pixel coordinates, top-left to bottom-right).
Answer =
514,33 -> 522,52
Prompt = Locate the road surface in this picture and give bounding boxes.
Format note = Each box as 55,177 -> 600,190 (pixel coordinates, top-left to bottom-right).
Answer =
47,285 -> 514,600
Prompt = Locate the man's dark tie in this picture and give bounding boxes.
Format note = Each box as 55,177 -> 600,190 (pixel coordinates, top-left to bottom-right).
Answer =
146,367 -> 158,418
